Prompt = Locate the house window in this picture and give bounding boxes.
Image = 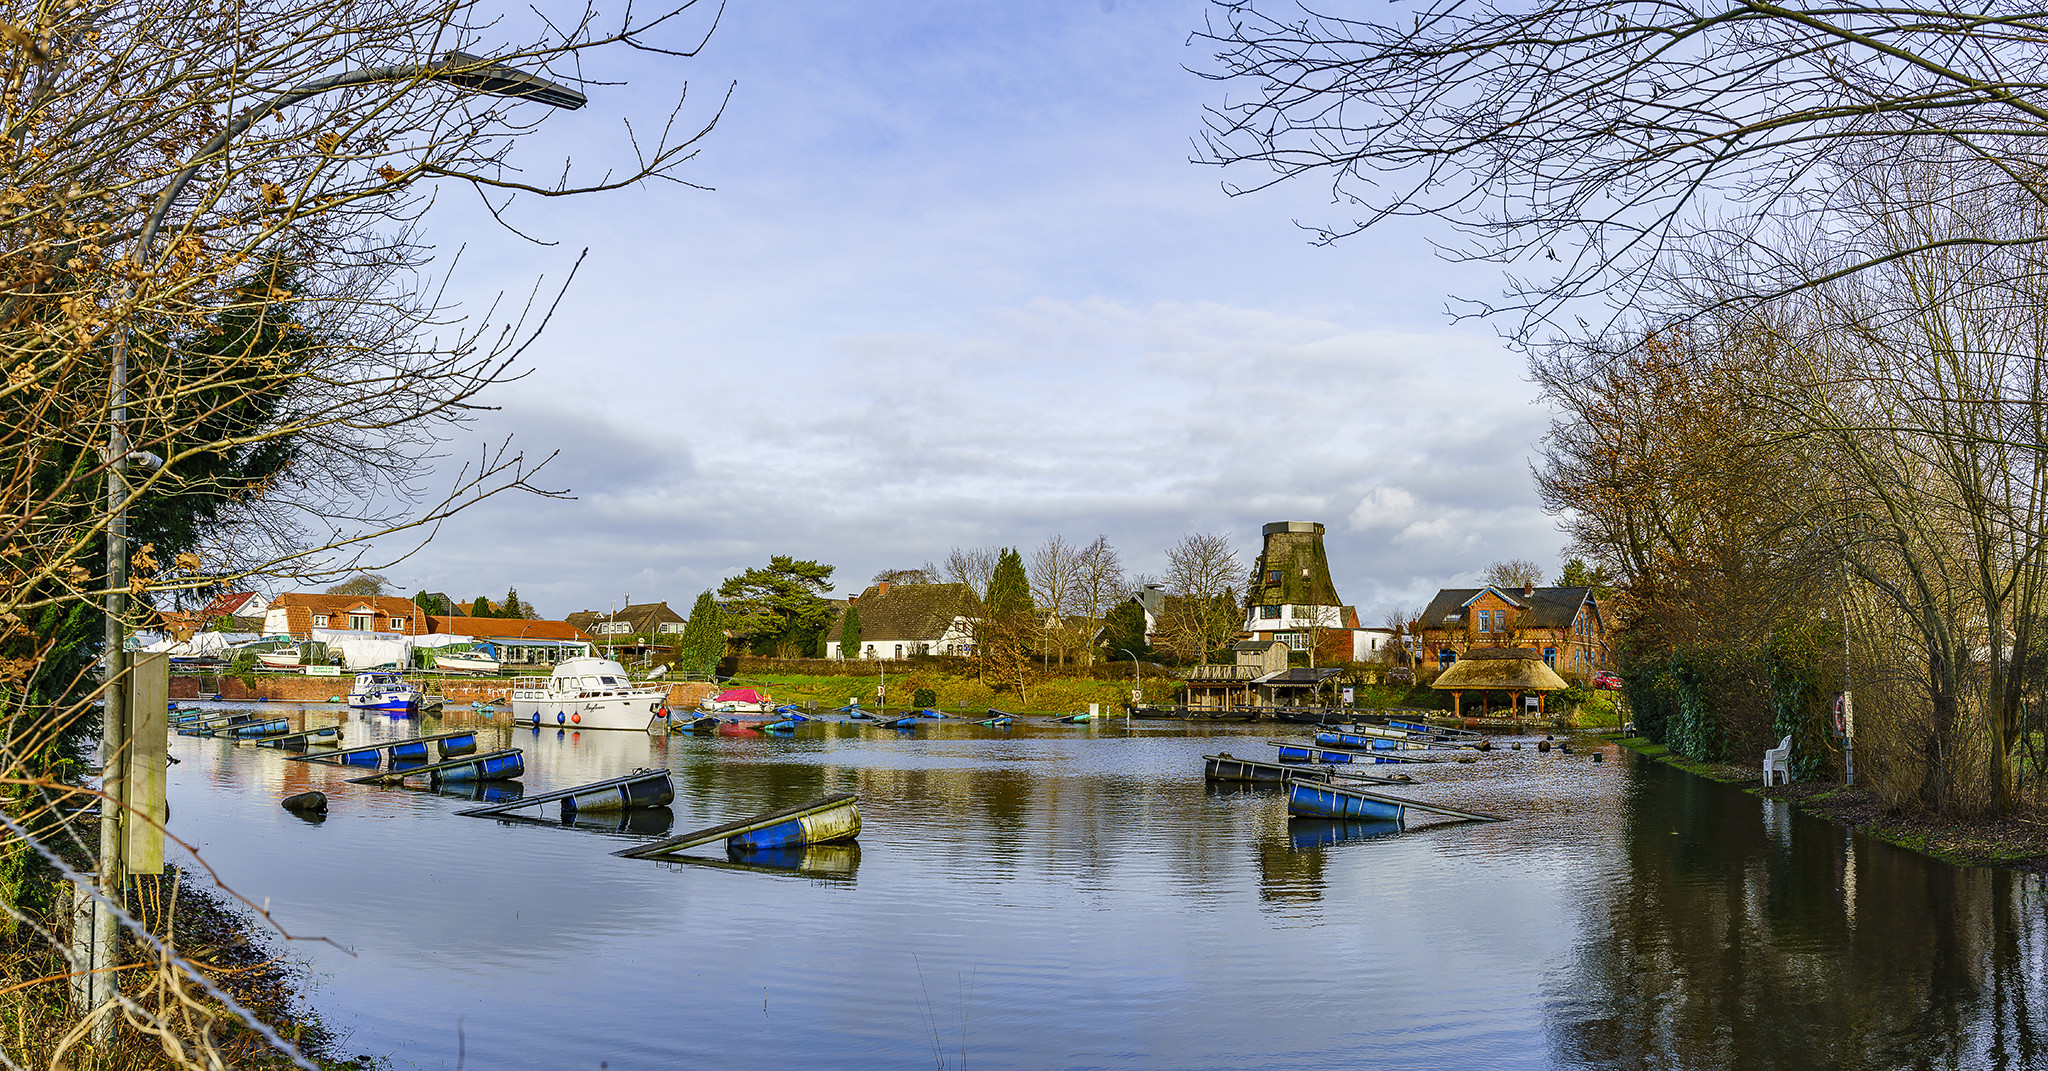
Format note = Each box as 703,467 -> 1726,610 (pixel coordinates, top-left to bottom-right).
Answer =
349,614 -> 371,631
313,615 -> 329,628
864,645 -> 876,658
1477,610 -> 1492,633
389,617 -> 404,630
1542,647 -> 1557,667
893,644 -> 904,659
1259,604 -> 1281,620
1278,632 -> 1309,651
1439,649 -> 1457,667
1266,570 -> 1280,585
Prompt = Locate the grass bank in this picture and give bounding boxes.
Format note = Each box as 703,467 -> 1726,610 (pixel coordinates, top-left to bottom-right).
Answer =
1614,736 -> 2048,871
729,669 -> 1170,715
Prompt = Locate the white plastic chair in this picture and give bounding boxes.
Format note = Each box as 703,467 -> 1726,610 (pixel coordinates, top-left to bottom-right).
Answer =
1762,735 -> 1793,786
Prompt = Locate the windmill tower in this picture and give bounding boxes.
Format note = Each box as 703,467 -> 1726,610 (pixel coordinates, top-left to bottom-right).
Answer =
1244,521 -> 1350,658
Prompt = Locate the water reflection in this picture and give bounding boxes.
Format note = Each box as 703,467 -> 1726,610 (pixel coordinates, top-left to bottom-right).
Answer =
161,705 -> 2048,1070
1546,759 -> 2048,1069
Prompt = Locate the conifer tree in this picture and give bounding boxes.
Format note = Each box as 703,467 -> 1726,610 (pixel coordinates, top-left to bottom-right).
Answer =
839,603 -> 863,659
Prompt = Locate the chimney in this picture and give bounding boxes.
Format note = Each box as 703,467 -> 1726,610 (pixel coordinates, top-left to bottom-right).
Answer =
877,582 -> 891,596
1522,582 -> 1535,597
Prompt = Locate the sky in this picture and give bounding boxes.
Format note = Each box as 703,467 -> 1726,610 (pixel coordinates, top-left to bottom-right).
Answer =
361,0 -> 1565,621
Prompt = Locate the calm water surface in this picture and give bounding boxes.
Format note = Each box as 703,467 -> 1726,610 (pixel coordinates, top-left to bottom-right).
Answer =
164,706 -> 2048,1070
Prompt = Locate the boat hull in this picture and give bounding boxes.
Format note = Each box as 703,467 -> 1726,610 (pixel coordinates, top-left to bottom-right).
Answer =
510,689 -> 668,731
1288,781 -> 1405,821
433,654 -> 502,674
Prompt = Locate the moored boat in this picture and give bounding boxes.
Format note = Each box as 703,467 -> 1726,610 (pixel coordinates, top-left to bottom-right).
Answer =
509,656 -> 671,731
347,671 -> 422,712
433,641 -> 503,675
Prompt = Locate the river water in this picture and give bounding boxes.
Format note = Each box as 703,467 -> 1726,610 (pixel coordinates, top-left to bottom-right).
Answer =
163,706 -> 2048,1070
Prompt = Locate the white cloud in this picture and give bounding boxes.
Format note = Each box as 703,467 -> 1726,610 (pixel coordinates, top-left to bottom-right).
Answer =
1349,487 -> 1418,530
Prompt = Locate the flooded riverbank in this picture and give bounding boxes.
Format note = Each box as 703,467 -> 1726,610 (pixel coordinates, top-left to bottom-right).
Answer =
166,706 -> 2046,1069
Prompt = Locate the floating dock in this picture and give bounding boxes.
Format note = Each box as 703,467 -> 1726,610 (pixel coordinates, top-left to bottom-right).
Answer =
1286,781 -> 1501,823
456,769 -> 674,818
344,748 -> 523,786
288,730 -> 480,768
615,793 -> 860,860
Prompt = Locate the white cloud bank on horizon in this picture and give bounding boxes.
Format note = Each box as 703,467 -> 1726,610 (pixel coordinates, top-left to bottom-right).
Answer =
381,294 -> 1561,621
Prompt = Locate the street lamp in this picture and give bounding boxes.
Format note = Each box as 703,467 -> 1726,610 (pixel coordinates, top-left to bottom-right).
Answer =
93,51 -> 585,1033
1117,648 -> 1143,723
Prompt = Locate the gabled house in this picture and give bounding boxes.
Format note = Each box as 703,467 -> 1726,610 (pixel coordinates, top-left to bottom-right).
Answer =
1413,583 -> 1609,678
264,593 -> 432,638
824,581 -> 982,660
566,601 -> 687,638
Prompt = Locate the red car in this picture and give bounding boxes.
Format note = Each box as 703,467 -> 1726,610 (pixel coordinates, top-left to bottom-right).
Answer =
1592,671 -> 1621,690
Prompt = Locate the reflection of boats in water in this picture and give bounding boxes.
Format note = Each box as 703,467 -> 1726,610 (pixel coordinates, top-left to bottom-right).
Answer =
1287,818 -> 1404,851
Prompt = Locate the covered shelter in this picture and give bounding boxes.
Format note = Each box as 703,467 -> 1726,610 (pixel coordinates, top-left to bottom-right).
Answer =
1430,648 -> 1569,717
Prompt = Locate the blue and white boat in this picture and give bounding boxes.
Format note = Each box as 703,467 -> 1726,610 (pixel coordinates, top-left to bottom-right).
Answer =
348,671 -> 421,712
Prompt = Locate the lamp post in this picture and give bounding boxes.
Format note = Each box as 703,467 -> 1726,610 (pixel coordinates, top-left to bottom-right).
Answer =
93,51 -> 584,1034
1118,648 -> 1142,723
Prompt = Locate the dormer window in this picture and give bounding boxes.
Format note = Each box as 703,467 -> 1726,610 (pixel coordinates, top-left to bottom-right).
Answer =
312,614 -> 328,627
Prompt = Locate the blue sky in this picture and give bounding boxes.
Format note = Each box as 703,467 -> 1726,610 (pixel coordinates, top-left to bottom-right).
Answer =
369,1 -> 1563,620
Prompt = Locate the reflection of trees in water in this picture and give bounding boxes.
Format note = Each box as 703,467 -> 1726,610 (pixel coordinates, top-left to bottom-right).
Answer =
1547,760 -> 2046,1068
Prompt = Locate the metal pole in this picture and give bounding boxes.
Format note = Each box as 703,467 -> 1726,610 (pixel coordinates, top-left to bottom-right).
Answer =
91,297 -> 131,1040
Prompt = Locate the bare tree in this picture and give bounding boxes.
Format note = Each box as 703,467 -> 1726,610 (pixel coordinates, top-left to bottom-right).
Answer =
1072,535 -> 1124,666
943,546 -> 1001,601
872,564 -> 940,586
0,0 -> 726,1061
1194,1 -> 2048,338
1483,560 -> 1545,590
1028,535 -> 1085,665
1161,532 -> 1242,664
325,573 -> 393,597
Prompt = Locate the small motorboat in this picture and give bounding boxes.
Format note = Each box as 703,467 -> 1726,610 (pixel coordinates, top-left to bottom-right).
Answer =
348,671 -> 423,712
433,641 -> 502,675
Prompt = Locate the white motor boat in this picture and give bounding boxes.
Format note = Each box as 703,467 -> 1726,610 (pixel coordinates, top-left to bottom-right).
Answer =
257,650 -> 304,670
509,656 -> 672,731
348,671 -> 423,712
433,641 -> 502,675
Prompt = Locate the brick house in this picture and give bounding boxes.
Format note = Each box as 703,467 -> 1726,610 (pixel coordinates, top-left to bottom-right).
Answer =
263,593 -> 433,637
1412,583 -> 1610,679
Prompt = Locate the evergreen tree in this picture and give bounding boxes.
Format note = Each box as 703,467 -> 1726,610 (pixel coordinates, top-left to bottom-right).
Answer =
503,587 -> 523,619
839,603 -> 863,659
717,556 -> 836,657
471,596 -> 491,617
677,590 -> 726,675
1103,600 -> 1151,661
985,548 -> 1030,617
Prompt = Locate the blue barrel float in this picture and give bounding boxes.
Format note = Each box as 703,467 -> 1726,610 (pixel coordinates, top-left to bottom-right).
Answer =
432,750 -> 525,783
561,770 -> 674,815
1275,744 -> 1354,764
230,718 -> 290,737
1288,781 -> 1406,821
437,732 -> 478,758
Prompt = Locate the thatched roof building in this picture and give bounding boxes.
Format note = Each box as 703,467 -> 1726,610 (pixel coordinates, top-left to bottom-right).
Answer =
1431,648 -> 1569,716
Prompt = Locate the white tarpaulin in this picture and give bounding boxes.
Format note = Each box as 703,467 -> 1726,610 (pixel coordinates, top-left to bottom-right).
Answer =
312,628 -> 412,670
140,631 -> 260,656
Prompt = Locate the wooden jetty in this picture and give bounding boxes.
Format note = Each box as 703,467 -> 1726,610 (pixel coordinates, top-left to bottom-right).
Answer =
456,769 -> 674,818
614,793 -> 860,860
345,748 -> 523,786
1286,781 -> 1502,823
288,730 -> 480,768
